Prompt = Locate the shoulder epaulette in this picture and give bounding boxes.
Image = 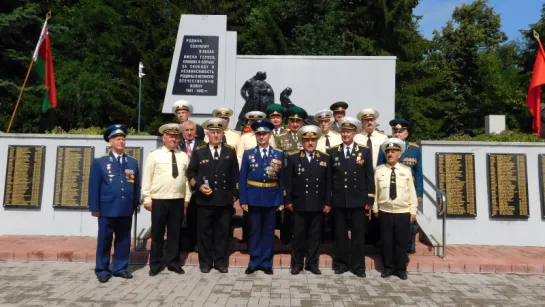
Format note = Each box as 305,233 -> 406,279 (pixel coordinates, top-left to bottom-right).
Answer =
355,143 -> 368,148
151,147 -> 161,152
99,153 -> 109,157
288,150 -> 300,156
277,131 -> 289,136
409,142 -> 419,148
224,144 -> 235,149
330,144 -> 342,149
197,144 -> 207,149
399,163 -> 411,170
317,150 -> 329,156
376,164 -> 387,171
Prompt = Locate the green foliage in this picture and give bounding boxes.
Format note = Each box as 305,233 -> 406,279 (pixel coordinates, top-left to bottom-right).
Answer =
1,0 -> 544,141
45,126 -> 149,135
442,131 -> 544,142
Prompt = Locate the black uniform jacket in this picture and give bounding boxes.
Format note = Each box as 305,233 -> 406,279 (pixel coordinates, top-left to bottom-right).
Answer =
187,143 -> 239,206
284,149 -> 331,211
329,143 -> 375,208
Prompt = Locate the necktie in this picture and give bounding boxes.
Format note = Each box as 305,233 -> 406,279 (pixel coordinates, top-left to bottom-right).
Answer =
262,148 -> 268,160
171,150 -> 178,178
325,135 -> 330,149
117,155 -> 122,165
275,129 -> 279,135
309,152 -> 314,162
367,134 -> 373,159
214,146 -> 219,160
345,146 -> 351,159
390,167 -> 397,200
186,141 -> 192,159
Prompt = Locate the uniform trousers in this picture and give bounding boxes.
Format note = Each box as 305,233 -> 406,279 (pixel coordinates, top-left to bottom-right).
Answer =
242,210 -> 250,242
95,216 -> 132,277
380,212 -> 410,273
332,208 -> 368,272
407,223 -> 416,253
291,210 -> 323,270
197,204 -> 232,269
150,199 -> 183,272
280,209 -> 293,245
248,206 -> 276,268
180,195 -> 198,251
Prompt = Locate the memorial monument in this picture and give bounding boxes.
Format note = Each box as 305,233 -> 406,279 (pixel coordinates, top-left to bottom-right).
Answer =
235,71 -> 275,130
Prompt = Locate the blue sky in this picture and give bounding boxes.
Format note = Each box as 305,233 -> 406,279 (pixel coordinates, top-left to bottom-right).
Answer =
415,0 -> 544,41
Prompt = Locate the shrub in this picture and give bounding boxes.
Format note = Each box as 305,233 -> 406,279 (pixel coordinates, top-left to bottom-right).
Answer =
442,131 -> 543,142
45,126 -> 149,136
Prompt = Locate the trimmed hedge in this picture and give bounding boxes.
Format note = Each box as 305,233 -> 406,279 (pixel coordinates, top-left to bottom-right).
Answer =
45,126 -> 150,136
442,131 -> 543,142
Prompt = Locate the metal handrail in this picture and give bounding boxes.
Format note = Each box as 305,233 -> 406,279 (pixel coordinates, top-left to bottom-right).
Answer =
423,175 -> 447,259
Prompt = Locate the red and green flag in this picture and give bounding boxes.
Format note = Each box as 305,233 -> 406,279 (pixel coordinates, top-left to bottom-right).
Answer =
32,21 -> 57,113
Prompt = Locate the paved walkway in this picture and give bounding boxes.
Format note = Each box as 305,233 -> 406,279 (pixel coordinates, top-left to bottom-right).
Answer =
1,262 -> 545,307
1,235 -> 545,274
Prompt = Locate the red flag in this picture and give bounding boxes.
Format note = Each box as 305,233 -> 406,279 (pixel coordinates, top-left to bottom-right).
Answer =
33,23 -> 57,113
527,38 -> 545,137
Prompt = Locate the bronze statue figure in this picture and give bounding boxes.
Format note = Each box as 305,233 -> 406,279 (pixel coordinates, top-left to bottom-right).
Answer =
236,71 -> 275,130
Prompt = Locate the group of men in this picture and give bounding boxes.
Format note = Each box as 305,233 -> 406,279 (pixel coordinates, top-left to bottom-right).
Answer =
88,99 -> 422,283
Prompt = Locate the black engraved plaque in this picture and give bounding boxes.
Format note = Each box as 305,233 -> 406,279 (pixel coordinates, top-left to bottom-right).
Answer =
436,153 -> 476,217
53,146 -> 94,208
172,35 -> 219,96
3,145 -> 45,208
487,154 -> 529,218
105,147 -> 143,170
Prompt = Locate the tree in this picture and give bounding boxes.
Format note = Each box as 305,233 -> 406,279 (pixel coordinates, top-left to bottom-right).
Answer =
431,0 -> 528,135
0,1 -> 46,132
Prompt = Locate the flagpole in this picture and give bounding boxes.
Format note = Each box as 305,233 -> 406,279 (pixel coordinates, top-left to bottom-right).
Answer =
137,61 -> 145,132
7,11 -> 52,133
532,30 -> 544,138
138,78 -> 142,131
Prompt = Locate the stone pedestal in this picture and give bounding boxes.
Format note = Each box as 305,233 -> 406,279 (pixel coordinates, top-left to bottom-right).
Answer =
485,115 -> 505,134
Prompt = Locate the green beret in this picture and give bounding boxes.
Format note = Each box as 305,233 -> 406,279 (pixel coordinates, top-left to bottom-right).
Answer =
286,106 -> 308,121
266,104 -> 285,117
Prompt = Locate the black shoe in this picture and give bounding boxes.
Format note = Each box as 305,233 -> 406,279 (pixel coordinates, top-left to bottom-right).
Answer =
245,266 -> 257,274
397,271 -> 408,280
381,270 -> 393,278
113,271 -> 133,279
407,249 -> 416,254
215,267 -> 228,273
149,270 -> 160,276
200,267 -> 212,273
305,267 -> 322,275
290,267 -> 301,275
168,266 -> 185,274
97,275 -> 111,283
262,267 -> 273,275
353,270 -> 366,278
334,268 -> 347,275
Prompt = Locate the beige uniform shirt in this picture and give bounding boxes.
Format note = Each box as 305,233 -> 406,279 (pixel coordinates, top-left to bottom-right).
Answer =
204,128 -> 241,151
354,130 -> 388,169
236,132 -> 278,166
317,130 -> 342,152
141,146 -> 192,204
373,163 -> 417,214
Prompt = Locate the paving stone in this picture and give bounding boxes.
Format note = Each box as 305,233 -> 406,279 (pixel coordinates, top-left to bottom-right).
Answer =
1,262 -> 545,306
